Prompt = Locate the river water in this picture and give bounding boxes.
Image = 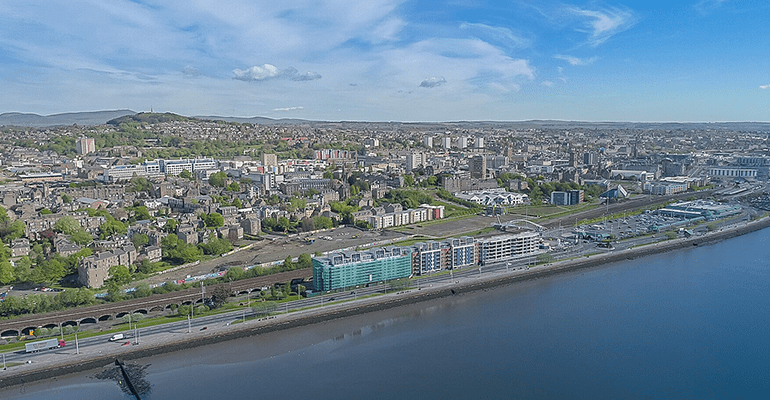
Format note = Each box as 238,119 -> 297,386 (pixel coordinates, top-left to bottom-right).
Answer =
4,228 -> 770,399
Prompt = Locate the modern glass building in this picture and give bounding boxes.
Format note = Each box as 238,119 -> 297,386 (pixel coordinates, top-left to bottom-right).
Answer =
313,246 -> 413,291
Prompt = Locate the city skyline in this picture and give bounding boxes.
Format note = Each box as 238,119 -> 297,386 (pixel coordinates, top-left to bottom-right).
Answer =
1,0 -> 769,122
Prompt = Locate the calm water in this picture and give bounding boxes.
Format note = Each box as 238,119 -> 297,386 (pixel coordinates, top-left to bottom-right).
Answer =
5,228 -> 770,399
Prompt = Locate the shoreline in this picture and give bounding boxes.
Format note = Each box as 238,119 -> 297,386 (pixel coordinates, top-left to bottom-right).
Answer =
3,216 -> 769,388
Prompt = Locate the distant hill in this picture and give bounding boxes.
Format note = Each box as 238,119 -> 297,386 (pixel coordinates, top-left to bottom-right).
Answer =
107,112 -> 200,126
195,115 -> 311,125
0,110 -> 136,127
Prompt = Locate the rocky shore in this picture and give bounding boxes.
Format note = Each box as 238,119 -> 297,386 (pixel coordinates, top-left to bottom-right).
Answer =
3,216 -> 769,389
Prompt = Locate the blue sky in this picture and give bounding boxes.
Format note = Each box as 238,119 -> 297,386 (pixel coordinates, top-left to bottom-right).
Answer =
1,0 -> 769,122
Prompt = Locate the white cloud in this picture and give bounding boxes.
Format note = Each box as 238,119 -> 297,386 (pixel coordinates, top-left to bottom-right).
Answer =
420,76 -> 447,88
182,66 -> 203,76
233,64 -> 321,82
760,85 -> 770,90
554,55 -> 596,66
567,6 -> 636,47
233,64 -> 281,81
274,106 -> 304,111
542,81 -> 554,87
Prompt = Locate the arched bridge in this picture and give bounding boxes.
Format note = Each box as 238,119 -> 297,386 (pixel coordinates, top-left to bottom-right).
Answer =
0,268 -> 311,338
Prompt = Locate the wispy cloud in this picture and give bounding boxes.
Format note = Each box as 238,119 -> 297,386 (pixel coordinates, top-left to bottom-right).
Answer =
542,81 -> 554,87
274,106 -> 304,111
760,84 -> 770,90
694,0 -> 730,13
233,64 -> 321,82
554,55 -> 597,66
420,76 -> 447,88
567,5 -> 637,47
459,22 -> 532,49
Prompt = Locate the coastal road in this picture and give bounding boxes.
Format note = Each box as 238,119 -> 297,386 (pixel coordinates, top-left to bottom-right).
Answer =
3,213 -> 757,376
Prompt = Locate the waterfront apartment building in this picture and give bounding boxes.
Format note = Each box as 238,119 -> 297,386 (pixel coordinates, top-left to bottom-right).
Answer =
477,232 -> 541,265
313,247 -> 413,291
410,236 -> 477,275
411,241 -> 448,275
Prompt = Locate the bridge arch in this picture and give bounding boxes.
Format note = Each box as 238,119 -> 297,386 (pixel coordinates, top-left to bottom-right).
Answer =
115,312 -> 130,319
98,314 -> 112,322
80,317 -> 98,325
22,327 -> 36,335
42,323 -> 57,330
62,320 -> 78,328
1,329 -> 19,337
133,309 -> 148,315
150,305 -> 164,312
495,219 -> 546,232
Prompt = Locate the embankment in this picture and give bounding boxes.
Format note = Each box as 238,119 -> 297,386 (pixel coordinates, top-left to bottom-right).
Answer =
3,217 -> 769,388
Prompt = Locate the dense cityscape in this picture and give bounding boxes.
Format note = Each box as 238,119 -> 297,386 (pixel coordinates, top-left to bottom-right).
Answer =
0,111 -> 768,391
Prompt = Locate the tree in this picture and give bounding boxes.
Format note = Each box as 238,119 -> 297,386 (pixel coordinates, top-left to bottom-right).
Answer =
61,193 -> 72,204
199,237 -> 233,255
131,233 -> 150,249
210,285 -> 232,309
209,171 -> 228,187
131,206 -> 151,221
179,245 -> 202,264
403,174 -> 415,187
283,256 -> 294,270
313,216 -> 333,230
204,213 -> 224,228
0,260 -> 14,284
277,216 -> 290,232
54,216 -> 81,235
99,219 -> 127,239
108,265 -> 131,285
70,227 -> 93,246
227,181 -> 240,192
297,253 -> 312,269
164,218 -> 179,233
0,218 -> 24,244
179,169 -> 193,180
225,266 -> 244,281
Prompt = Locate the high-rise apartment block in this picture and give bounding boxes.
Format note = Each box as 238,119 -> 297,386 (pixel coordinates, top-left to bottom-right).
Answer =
76,137 -> 96,155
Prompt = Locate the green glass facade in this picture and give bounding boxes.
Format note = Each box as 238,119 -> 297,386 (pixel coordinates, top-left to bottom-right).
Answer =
313,247 -> 413,291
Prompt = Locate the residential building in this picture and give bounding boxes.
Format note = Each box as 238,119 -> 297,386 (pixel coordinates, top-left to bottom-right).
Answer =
477,232 -> 541,265
470,155 -> 487,179
76,137 -> 96,155
313,246 -> 413,291
78,244 -> 138,288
